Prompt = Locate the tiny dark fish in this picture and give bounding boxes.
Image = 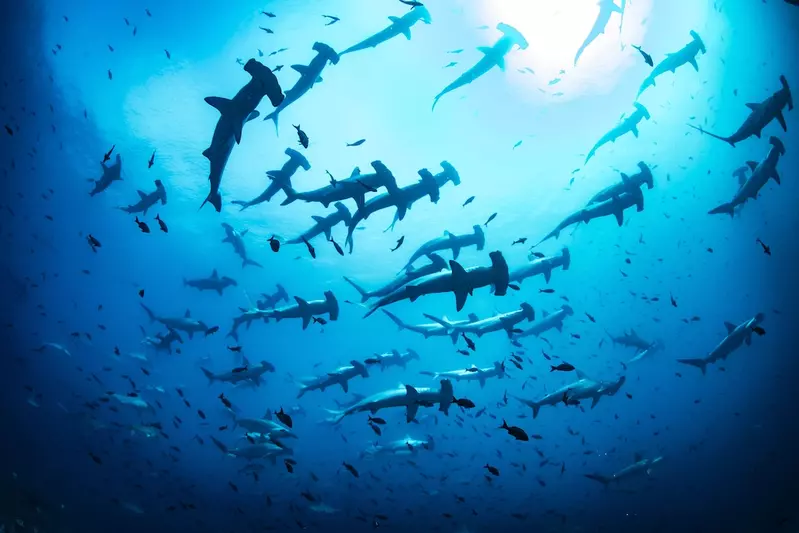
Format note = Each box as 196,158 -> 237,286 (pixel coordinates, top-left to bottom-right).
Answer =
218,393 -> 232,409
268,235 -> 280,252
275,407 -> 293,428
88,451 -> 103,464
155,214 -> 168,233
312,316 -> 327,325
550,363 -> 575,372
456,349 -> 470,356
631,45 -> 654,66
261,10 -> 276,17
164,49 -> 171,59
259,26 -> 274,34
138,289 -> 145,298
484,212 -> 497,227
454,397 -> 475,409
134,217 -> 150,233
530,251 -> 545,258
585,312 -> 595,323
228,481 -> 238,492
508,284 -> 520,291
390,236 -> 405,252
670,293 -> 678,307
399,0 -> 424,7
148,151 -> 156,168
205,326 -> 219,336
461,333 -> 476,351
625,393 -> 633,399
512,238 -> 527,245
284,459 -> 294,473
293,124 -> 309,148
347,139 -> 365,146
197,409 -> 206,419
500,419 -> 528,441
4,124 -> 13,136
484,464 -> 500,476
342,461 -> 359,478
462,196 -> 475,207
368,416 -> 386,425
751,326 -> 766,336
539,288 -> 555,294
329,237 -> 344,256
302,237 -> 316,259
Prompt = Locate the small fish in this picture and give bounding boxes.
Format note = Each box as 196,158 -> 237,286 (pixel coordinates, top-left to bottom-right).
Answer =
138,289 -> 145,298
329,237 -> 344,256
484,464 -> 500,476
484,212 -> 497,226
512,238 -> 527,245
462,196 -> 475,207
454,398 -> 475,409
530,251 -> 545,258
585,312 -> 595,323
312,316 -> 327,325
275,407 -> 293,428
103,145 -> 115,163
625,393 -> 633,399
284,459 -> 294,473
155,214 -> 168,233
259,26 -> 274,34
346,139 -> 365,147
261,10 -> 276,17
134,217 -> 150,233
205,326 -> 219,336
751,326 -> 766,336
539,288 -> 554,294
756,238 -> 771,256
293,125 -> 309,148
342,462 -> 359,478
218,393 -> 232,409
228,481 -> 238,492
399,0 -> 424,8
550,363 -> 575,372
390,236 -> 405,252
107,69 -> 113,80
670,293 -> 678,307
631,45 -> 654,66
268,235 -> 280,252
368,416 -> 386,425
148,151 -> 156,168
512,140 -> 522,149
322,14 -> 340,25
456,349 -> 470,356
302,237 -> 316,259
500,419 -> 528,441
461,333 -> 476,351
508,284 -> 520,291
87,234 -> 102,251
197,409 -> 206,419
444,61 -> 458,68
448,48 -> 464,54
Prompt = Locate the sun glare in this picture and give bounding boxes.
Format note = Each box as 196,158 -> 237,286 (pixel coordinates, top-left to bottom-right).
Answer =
480,0 -> 651,98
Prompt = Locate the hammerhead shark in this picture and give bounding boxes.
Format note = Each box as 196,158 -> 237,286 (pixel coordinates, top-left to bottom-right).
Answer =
89,154 -> 122,196
118,179 -> 166,215
201,59 -> 284,212
340,6 -> 432,55
688,75 -> 792,147
283,160 -> 399,210
432,23 -> 528,110
285,202 -> 352,244
264,42 -> 340,133
585,102 -> 650,164
574,0 -> 623,67
637,31 -> 706,97
232,148 -> 310,210
401,225 -> 486,272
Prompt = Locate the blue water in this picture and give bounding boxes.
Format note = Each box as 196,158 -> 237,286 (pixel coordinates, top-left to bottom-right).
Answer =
2,1 -> 799,532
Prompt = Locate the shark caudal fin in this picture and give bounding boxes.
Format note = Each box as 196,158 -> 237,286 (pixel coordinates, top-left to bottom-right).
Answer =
242,257 -> 262,268
677,358 -> 708,375
343,277 -> 370,303
687,124 -> 735,146
323,408 -> 346,425
264,109 -> 281,134
201,367 -> 217,384
200,190 -> 222,213
708,202 -> 736,217
380,309 -> 407,331
584,473 -> 611,486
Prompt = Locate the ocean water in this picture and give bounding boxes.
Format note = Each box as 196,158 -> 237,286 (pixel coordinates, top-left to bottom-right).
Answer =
2,0 -> 799,532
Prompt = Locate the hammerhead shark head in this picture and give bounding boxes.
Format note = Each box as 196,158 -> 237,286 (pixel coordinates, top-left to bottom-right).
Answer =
585,102 -> 650,164
433,23 -> 528,110
688,75 -> 792,146
201,59 -> 284,212
118,179 -> 166,215
264,42 -> 340,133
340,6 -> 432,55
345,162 -> 461,252
574,0 -> 623,67
232,148 -> 310,210
637,31 -> 706,97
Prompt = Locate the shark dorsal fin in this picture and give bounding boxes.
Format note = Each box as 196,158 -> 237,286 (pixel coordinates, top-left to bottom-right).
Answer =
291,64 -> 309,75
468,313 -> 479,322
392,349 -> 401,357
723,321 -> 736,334
184,309 -> 191,318
211,269 -> 218,278
634,452 -> 643,462
746,161 -> 758,170
388,16 -> 401,23
745,102 -> 760,111
137,190 -> 147,199
449,260 -> 467,281
311,215 -> 325,224
575,369 -> 590,380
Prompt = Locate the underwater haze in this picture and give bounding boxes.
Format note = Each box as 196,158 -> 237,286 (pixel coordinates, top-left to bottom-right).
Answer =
2,0 -> 799,532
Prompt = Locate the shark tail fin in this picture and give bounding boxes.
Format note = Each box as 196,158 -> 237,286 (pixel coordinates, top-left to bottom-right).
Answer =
380,309 -> 406,331
343,276 -> 370,303
200,190 -> 222,213
201,367 -> 216,384
584,473 -> 611,486
323,408 -> 346,425
677,358 -> 707,375
707,202 -> 736,217
264,110 -> 280,134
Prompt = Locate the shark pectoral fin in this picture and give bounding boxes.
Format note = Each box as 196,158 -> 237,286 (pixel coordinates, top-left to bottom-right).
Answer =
688,58 -> 699,71
772,170 -> 781,185
631,126 -> 639,138
544,269 -> 551,283
496,56 -> 506,71
479,378 -> 486,389
205,96 -> 233,116
245,111 -> 260,122
341,381 -> 349,393
311,215 -> 326,224
316,76 -> 323,83
724,321 -> 736,334
477,46 -> 493,56
454,291 -> 468,312
396,204 -> 407,221
614,210 -> 624,226
388,15 -> 402,23
776,111 -> 788,132
591,396 -> 600,408
452,246 -> 460,260
291,64 -> 309,75
745,333 -> 752,346
406,403 -> 419,422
